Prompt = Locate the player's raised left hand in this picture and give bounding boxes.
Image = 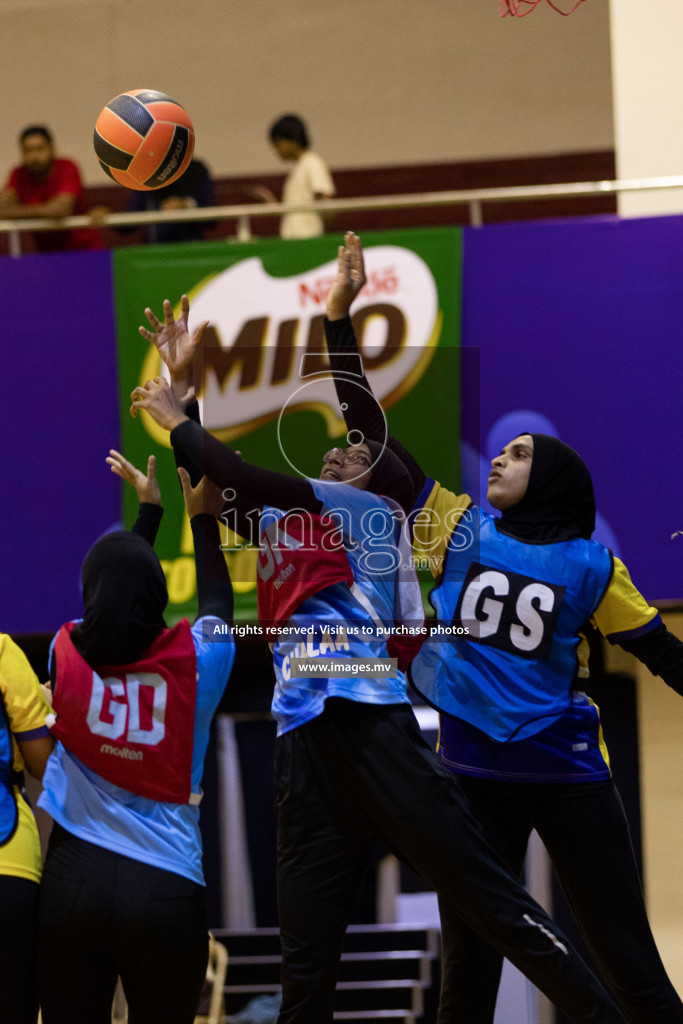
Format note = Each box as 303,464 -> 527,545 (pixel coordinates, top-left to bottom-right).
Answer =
106,450 -> 161,506
130,376 -> 194,431
140,294 -> 208,386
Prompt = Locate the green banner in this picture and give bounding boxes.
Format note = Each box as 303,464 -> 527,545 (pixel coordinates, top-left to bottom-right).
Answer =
114,227 -> 462,621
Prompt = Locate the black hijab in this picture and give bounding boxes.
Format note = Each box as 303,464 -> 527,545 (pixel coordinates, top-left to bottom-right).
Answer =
497,433 -> 596,543
363,440 -> 415,514
70,531 -> 168,667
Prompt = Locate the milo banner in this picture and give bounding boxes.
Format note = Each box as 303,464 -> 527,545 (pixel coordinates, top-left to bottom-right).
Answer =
113,228 -> 462,622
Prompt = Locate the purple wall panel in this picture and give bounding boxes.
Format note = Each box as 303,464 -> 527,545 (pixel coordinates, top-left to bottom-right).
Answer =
3,215 -> 683,639
1,251 -> 120,635
463,215 -> 683,601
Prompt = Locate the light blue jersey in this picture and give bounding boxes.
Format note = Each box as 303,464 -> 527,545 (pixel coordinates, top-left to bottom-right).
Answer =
263,480 -> 413,736
39,616 -> 234,884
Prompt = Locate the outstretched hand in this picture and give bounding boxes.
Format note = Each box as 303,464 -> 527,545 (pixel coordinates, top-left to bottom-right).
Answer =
130,376 -> 194,431
326,231 -> 367,321
106,450 -> 161,506
178,467 -> 226,520
139,294 -> 208,384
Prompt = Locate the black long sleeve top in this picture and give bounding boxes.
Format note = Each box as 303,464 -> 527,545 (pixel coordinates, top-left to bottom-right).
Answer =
169,417 -> 324,548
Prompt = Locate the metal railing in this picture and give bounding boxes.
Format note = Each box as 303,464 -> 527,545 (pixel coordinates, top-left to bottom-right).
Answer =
3,172 -> 683,256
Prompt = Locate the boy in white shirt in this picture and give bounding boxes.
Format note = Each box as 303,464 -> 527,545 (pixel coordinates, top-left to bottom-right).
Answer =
265,113 -> 336,239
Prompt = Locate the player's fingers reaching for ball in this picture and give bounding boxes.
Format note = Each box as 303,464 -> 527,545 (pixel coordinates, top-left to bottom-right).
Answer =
180,385 -> 197,408
106,448 -> 161,504
139,308 -> 163,344
135,377 -> 162,393
337,245 -> 351,283
106,448 -> 135,483
130,383 -> 151,417
348,233 -> 366,287
143,306 -> 162,331
130,376 -> 190,429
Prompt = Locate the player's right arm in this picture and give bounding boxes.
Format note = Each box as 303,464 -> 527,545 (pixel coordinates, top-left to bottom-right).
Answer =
323,232 -> 428,496
131,378 -> 322,519
323,232 -> 472,574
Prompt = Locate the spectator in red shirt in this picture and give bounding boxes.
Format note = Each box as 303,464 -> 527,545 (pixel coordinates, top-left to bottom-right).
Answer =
0,125 -> 101,252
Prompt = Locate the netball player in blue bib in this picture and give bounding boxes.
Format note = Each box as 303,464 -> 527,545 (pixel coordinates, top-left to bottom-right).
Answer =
323,231 -> 683,1024
133,297 -> 630,1024
37,451 -> 235,1024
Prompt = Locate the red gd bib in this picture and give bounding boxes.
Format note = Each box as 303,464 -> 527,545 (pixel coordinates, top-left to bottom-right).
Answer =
52,621 -> 197,803
257,512 -> 353,630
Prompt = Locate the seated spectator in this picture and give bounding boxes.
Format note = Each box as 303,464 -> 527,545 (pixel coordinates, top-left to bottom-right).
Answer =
252,114 -> 335,239
122,158 -> 217,244
0,125 -> 102,252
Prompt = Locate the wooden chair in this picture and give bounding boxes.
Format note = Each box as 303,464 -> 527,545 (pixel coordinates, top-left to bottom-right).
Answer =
195,934 -> 229,1024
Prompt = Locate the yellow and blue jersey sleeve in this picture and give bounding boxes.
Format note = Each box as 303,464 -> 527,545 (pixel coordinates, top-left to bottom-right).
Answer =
0,634 -> 52,772
412,478 -> 472,578
0,635 -> 52,882
590,558 -> 661,643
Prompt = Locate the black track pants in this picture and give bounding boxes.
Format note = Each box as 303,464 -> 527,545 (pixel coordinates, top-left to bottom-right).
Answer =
38,825 -> 209,1024
274,700 -> 627,1024
437,775 -> 683,1024
0,875 -> 39,1024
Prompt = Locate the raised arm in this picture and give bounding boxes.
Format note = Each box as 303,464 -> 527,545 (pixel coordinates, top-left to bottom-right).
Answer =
324,232 -> 428,498
136,294 -> 323,534
106,449 -> 163,545
177,467 -> 234,623
130,378 -> 323,518
139,294 -> 207,404
139,294 -> 205,484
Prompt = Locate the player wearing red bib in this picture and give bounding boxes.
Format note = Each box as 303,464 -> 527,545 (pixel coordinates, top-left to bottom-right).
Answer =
38,451 -> 234,1024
